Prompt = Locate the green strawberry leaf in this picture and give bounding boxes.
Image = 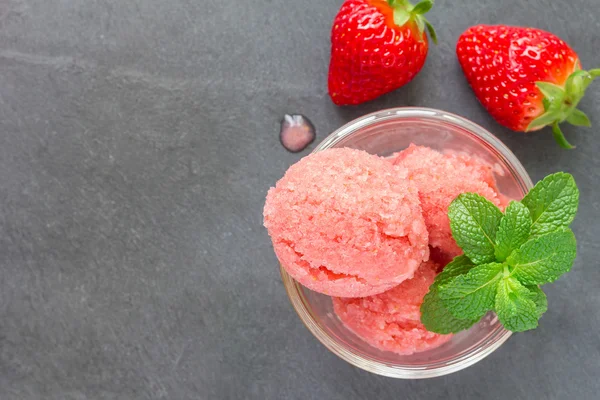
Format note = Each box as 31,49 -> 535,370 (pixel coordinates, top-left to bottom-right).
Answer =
495,201 -> 532,262
420,255 -> 478,334
566,108 -> 591,127
389,0 -> 437,43
566,69 -> 595,93
521,172 -> 579,237
448,193 -> 503,264
507,229 -> 577,285
411,0 -> 434,14
438,262 -> 504,319
551,122 -> 575,150
526,285 -> 548,318
527,111 -> 560,131
527,82 -> 564,132
393,8 -> 411,26
424,19 -> 438,44
495,276 -> 539,332
536,82 -> 565,101
414,16 -> 425,35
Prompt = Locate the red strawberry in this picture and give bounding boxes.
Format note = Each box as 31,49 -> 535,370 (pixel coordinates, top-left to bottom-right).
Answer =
328,0 -> 437,106
457,24 -> 600,149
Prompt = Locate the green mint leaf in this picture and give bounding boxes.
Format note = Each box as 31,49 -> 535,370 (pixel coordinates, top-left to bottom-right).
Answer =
438,262 -> 503,319
420,255 -> 479,334
495,276 -> 539,332
420,286 -> 480,334
526,285 -> 548,318
507,229 -> 577,285
495,201 -> 532,262
448,193 -> 503,264
521,172 -> 579,237
433,255 -> 474,286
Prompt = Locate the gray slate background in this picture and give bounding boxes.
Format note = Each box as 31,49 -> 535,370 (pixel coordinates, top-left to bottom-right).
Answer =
0,0 -> 599,399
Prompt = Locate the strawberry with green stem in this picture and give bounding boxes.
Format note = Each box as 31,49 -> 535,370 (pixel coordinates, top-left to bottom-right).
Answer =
457,25 -> 600,149
328,0 -> 437,106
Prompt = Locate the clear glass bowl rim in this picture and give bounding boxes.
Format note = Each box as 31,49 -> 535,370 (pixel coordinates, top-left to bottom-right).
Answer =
279,107 -> 534,379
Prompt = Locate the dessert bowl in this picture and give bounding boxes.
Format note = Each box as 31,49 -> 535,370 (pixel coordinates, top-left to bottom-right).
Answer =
279,107 -> 534,379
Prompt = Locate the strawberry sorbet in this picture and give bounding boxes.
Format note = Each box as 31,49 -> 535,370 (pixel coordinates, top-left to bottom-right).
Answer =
264,144 -> 508,355
391,145 -> 502,258
333,261 -> 452,355
263,148 -> 429,297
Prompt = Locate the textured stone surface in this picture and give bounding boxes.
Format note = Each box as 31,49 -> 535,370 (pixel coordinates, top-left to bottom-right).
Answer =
0,0 -> 599,399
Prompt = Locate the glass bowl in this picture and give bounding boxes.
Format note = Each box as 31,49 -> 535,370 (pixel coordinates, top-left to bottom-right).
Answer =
279,107 -> 533,379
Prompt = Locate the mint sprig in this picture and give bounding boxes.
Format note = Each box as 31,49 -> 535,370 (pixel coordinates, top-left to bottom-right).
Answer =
420,172 -> 579,334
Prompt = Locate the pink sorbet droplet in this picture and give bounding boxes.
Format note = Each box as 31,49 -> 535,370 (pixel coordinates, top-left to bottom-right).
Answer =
279,114 -> 316,153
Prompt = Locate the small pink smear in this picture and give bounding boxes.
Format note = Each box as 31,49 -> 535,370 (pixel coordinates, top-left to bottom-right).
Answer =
279,114 -> 316,153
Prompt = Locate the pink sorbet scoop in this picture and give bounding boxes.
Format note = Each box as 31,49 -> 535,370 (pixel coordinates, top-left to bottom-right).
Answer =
391,145 -> 503,259
263,148 -> 429,297
333,261 -> 452,355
